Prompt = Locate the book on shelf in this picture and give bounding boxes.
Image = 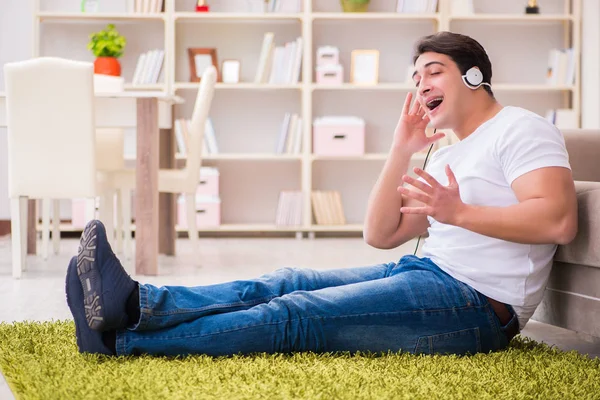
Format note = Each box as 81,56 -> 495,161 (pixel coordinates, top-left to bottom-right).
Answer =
275,112 -> 302,155
204,118 -> 219,154
174,118 -> 187,155
131,49 -> 164,85
275,190 -> 303,227
546,48 -> 576,86
255,33 -> 303,84
311,191 -> 346,225
129,0 -> 164,13
545,109 -> 578,129
174,118 -> 219,157
396,0 -> 438,14
246,0 -> 301,13
450,0 -> 474,15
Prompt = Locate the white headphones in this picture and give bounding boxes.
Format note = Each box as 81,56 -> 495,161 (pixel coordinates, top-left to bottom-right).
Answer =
462,67 -> 491,90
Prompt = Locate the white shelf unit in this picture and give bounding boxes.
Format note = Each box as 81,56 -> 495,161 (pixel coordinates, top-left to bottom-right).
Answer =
32,0 -> 582,236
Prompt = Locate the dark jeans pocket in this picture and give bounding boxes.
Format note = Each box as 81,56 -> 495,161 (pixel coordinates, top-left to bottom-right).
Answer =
414,327 -> 481,356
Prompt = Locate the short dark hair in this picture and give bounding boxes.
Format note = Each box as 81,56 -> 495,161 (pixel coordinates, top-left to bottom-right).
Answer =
413,31 -> 494,97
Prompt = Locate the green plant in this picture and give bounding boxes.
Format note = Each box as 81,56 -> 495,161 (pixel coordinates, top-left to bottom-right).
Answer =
87,23 -> 126,58
340,0 -> 370,12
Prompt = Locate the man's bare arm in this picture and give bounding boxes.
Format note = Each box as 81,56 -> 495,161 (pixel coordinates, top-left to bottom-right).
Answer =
363,92 -> 444,250
400,165 -> 578,245
363,147 -> 429,249
455,167 -> 577,244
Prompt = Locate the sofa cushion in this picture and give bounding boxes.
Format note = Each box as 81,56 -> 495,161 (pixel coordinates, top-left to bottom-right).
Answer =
554,181 -> 600,268
562,129 -> 600,182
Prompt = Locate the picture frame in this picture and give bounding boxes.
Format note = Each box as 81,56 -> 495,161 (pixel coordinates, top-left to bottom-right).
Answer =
350,50 -> 379,85
188,48 -> 219,82
221,59 -> 241,84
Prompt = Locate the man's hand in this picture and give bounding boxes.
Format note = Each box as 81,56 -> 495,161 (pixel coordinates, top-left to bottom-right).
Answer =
397,164 -> 466,225
393,92 -> 445,155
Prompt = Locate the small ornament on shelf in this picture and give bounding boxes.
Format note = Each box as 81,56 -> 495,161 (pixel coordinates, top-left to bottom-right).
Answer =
221,60 -> 241,83
525,0 -> 540,14
188,48 -> 219,82
196,0 -> 210,12
340,0 -> 370,13
80,0 -> 99,12
87,23 -> 126,77
350,49 -> 379,85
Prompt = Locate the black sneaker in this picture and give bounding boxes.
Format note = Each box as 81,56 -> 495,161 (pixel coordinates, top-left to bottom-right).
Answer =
77,219 -> 137,331
65,256 -> 114,355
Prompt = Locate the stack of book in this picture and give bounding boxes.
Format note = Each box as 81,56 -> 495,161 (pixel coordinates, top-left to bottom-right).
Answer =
275,112 -> 302,154
130,0 -> 164,13
275,190 -> 303,227
246,0 -> 301,13
254,33 -> 303,84
311,191 -> 346,225
545,109 -> 578,129
131,49 -> 164,85
396,0 -> 438,13
174,118 -> 219,157
546,48 -> 576,86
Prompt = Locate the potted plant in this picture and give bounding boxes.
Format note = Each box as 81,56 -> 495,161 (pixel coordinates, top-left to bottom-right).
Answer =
340,0 -> 370,12
87,23 -> 126,76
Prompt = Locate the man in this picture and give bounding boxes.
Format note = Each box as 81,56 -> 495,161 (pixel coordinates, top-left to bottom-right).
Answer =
66,31 -> 577,357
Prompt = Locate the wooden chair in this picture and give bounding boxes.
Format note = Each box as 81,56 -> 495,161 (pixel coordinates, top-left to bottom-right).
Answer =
40,73 -> 127,259
112,65 -> 217,256
3,57 -> 109,278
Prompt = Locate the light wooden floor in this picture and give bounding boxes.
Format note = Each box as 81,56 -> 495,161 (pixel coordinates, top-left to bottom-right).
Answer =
1,234 -> 599,399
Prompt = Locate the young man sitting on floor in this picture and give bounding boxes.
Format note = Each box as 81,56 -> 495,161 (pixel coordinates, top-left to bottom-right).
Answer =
66,31 -> 577,357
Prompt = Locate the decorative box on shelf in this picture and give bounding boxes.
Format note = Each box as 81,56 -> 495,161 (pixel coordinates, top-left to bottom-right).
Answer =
71,199 -> 89,229
316,64 -> 343,85
316,46 -> 340,66
196,166 -> 220,197
315,46 -> 343,85
313,116 -> 365,156
177,195 -> 221,228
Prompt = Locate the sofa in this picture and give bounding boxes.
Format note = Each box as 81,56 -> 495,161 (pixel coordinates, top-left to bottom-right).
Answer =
531,129 -> 600,338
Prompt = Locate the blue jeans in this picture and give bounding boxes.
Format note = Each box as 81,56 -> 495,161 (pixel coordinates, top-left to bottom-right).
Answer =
115,255 -> 516,357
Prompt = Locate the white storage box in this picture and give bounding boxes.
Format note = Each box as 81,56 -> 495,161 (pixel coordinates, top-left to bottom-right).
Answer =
316,46 -> 340,66
196,166 -> 220,197
313,116 -> 365,156
177,195 -> 221,228
316,64 -> 343,85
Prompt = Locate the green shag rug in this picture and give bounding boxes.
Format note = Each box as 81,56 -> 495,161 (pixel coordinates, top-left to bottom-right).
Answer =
1,321 -> 599,400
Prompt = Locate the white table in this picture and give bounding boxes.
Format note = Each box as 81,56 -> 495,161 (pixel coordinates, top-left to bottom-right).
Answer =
1,91 -> 184,276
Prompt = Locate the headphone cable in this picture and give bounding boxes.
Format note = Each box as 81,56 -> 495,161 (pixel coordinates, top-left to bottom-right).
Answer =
413,128 -> 436,256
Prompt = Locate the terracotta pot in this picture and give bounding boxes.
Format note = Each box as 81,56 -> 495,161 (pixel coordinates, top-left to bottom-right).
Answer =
340,0 -> 369,12
94,57 -> 121,76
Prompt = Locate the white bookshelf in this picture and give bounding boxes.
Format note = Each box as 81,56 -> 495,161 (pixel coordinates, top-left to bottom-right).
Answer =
37,12 -> 167,21
174,82 -> 303,90
448,14 -> 575,22
173,12 -> 303,20
32,0 -> 582,236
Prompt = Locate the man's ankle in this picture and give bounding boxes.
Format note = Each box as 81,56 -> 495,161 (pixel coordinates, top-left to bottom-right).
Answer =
101,330 -> 117,354
126,283 -> 140,326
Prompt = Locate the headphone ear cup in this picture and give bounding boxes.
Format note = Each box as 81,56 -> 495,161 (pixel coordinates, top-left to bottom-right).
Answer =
465,68 -> 483,86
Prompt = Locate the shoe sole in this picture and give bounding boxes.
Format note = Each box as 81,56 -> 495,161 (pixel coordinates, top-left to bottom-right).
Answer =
67,256 -> 113,355
77,221 -> 106,331
65,259 -> 82,351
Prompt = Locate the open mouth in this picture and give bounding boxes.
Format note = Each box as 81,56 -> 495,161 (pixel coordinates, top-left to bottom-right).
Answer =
426,97 -> 444,112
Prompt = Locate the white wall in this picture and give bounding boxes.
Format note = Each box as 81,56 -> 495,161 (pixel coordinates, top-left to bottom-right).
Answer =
582,0 -> 600,128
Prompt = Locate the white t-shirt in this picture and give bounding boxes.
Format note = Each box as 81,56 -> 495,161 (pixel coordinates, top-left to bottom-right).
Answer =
420,106 -> 571,329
